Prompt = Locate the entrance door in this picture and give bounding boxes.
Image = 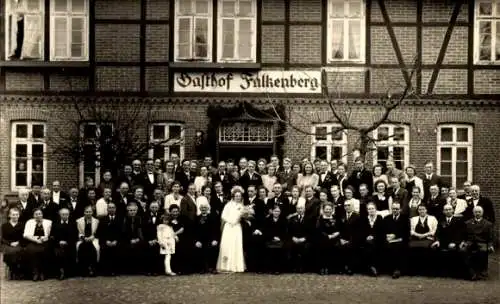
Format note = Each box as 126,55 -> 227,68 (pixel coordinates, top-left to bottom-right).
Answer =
217,121 -> 275,162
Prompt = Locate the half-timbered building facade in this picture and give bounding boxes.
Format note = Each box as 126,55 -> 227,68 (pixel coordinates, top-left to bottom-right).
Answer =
0,0 -> 499,232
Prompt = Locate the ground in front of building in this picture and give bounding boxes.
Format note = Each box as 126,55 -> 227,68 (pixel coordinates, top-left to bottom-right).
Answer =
1,259 -> 499,304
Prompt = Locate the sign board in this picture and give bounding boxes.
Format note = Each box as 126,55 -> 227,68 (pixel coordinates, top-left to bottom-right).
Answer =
173,70 -> 322,94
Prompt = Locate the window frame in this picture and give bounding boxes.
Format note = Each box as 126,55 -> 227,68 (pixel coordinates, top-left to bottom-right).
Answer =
217,0 -> 258,63
174,0 -> 213,61
78,122 -> 114,188
473,0 -> 500,64
148,122 -> 186,162
10,121 -> 47,191
4,0 -> 45,61
327,0 -> 366,63
49,0 -> 89,61
436,124 -> 473,190
218,121 -> 274,144
311,124 -> 348,164
371,124 -> 410,171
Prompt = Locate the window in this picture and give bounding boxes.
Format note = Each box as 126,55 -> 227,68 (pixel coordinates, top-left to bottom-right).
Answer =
219,122 -> 273,143
149,123 -> 185,162
5,0 -> 44,60
174,0 -> 213,61
4,0 -> 88,61
327,0 -> 366,63
50,0 -> 88,61
437,125 -> 473,189
79,122 -> 113,187
372,124 -> 410,170
474,0 -> 500,63
217,0 -> 257,62
311,124 -> 348,164
11,122 -> 47,191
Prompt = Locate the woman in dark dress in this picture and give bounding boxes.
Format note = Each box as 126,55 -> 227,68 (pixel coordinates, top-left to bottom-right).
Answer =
1,208 -> 25,279
168,204 -> 187,274
315,203 -> 341,275
23,208 -> 52,281
263,205 -> 288,274
360,203 -> 384,276
372,180 -> 392,218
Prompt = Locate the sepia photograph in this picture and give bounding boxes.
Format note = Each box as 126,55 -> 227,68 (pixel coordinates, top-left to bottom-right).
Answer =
0,0 -> 499,303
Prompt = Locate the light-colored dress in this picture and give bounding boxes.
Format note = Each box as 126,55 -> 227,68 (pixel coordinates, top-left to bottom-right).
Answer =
164,193 -> 183,211
157,224 -> 175,255
216,200 -> 245,273
262,174 -> 277,195
297,173 -> 319,195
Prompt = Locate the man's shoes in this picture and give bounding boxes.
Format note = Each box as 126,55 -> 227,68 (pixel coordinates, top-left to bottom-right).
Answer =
39,273 -> 45,281
32,272 -> 39,281
370,266 -> 378,277
345,267 -> 353,275
392,270 -> 401,279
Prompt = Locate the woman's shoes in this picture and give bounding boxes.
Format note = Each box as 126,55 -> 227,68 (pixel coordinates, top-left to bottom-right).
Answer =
166,272 -> 177,276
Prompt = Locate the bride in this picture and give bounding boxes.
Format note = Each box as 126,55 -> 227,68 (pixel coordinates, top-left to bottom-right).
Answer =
216,186 -> 246,273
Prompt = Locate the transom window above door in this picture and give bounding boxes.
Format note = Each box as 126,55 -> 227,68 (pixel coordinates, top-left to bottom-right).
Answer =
219,122 -> 273,143
174,0 -> 257,62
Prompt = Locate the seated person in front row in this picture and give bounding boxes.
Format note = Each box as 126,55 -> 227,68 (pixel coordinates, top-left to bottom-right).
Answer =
460,206 -> 495,281
359,203 -> 384,277
23,208 -> 52,281
431,204 -> 464,277
263,205 -> 288,274
1,208 -> 25,279
97,202 -> 122,276
76,205 -> 100,277
287,205 -> 310,273
316,203 -> 341,275
50,208 -> 77,280
409,204 -> 438,275
383,202 -> 409,279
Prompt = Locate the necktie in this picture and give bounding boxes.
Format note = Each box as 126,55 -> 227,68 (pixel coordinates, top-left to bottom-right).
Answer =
447,218 -> 451,224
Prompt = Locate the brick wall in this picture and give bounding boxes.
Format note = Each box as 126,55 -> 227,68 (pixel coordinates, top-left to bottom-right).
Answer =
95,24 -> 140,62
289,0 -> 322,22
5,72 -> 43,91
289,25 -> 321,64
261,25 -> 285,64
95,0 -> 141,19
474,70 -> 500,94
146,0 -> 170,20
96,67 -> 140,91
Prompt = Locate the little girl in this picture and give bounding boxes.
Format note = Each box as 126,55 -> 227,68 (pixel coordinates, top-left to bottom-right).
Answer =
157,214 -> 176,276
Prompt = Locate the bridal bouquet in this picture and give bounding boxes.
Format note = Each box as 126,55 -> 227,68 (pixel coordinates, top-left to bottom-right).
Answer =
241,205 -> 255,220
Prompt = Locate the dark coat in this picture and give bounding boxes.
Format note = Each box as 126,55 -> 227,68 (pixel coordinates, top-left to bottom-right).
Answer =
420,173 -> 444,202
463,197 -> 496,224
142,211 -> 162,241
435,216 -> 464,247
180,194 -> 197,223
39,200 -> 60,222
97,215 -> 122,244
317,171 -> 338,193
239,171 -> 263,192
348,169 -> 374,197
193,213 -> 220,245
382,213 -> 410,244
360,215 -> 385,246
50,220 -> 78,244
266,194 -> 292,217
339,213 -> 361,244
287,213 -> 311,241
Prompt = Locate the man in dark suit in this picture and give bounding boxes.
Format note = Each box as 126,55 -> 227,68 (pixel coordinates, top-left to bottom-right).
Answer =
266,183 -> 292,217
121,202 -> 144,274
243,185 -> 267,273
420,161 -> 443,203
358,183 -> 372,219
12,188 -> 35,224
348,157 -> 373,197
239,161 -> 263,192
460,206 -> 495,280
175,160 -> 195,195
389,177 -> 409,213
114,182 -> 132,218
192,203 -> 220,273
131,159 -> 145,189
336,164 -> 349,197
51,180 -> 69,207
278,158 -> 296,195
431,204 -> 465,277
65,188 -> 85,222
78,177 -> 97,206
28,184 -> 43,208
303,186 -> 321,225
338,200 -> 360,274
317,160 -> 338,193
50,208 -> 77,280
287,205 -> 311,273
383,202 -> 410,279
142,159 -> 159,201
180,183 -> 197,223
463,185 -> 496,224
39,188 -> 60,222
210,181 -> 227,216
97,202 -> 122,276
426,184 -> 447,219
330,185 -> 345,218
142,201 -> 162,275
212,161 -> 232,196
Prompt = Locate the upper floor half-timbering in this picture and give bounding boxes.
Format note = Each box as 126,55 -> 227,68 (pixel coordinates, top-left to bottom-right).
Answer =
1,0 -> 499,97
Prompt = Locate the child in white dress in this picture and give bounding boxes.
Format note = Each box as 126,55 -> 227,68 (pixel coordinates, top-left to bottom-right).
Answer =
157,214 -> 176,276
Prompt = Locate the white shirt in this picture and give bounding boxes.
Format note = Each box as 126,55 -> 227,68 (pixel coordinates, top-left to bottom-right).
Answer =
410,215 -> 438,236
70,199 -> 77,210
472,198 -> 479,207
147,172 -> 154,184
344,198 -> 360,213
95,198 -> 109,217
20,201 -> 28,210
52,192 -> 60,204
321,172 -> 327,182
368,216 -> 377,227
164,193 -> 183,211
447,197 -> 467,215
23,219 -> 52,239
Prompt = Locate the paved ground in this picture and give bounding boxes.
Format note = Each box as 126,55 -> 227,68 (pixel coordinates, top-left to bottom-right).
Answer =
1,264 -> 500,304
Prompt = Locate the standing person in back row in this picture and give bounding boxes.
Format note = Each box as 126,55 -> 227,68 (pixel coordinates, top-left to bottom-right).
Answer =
420,161 -> 443,203
348,157 -> 373,198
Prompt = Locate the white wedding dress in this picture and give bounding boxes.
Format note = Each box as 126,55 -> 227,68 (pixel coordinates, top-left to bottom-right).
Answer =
216,200 -> 245,273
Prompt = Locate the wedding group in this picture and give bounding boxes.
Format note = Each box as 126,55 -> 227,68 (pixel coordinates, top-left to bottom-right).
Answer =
1,154 -> 496,282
